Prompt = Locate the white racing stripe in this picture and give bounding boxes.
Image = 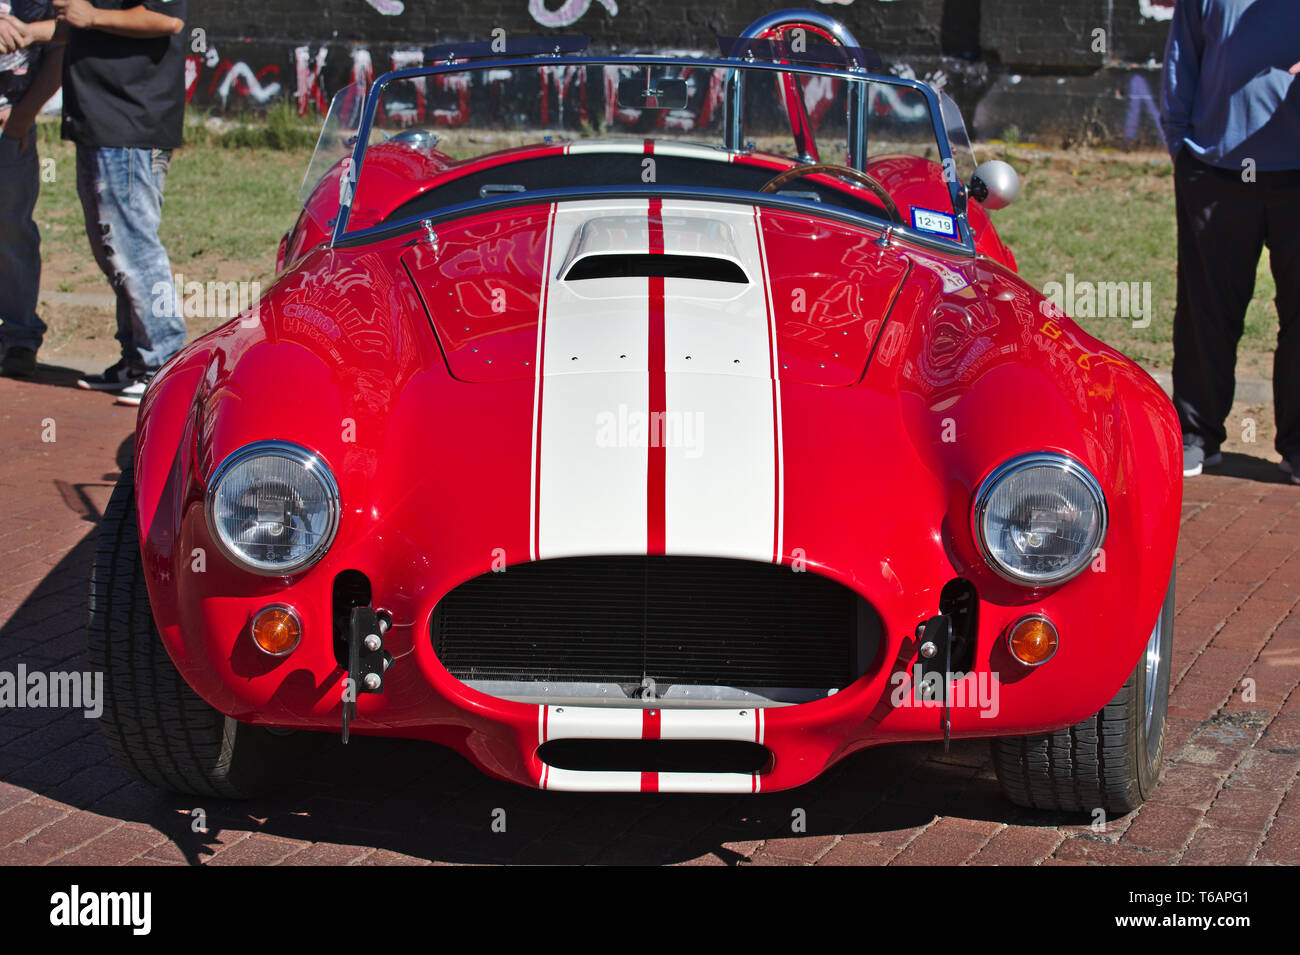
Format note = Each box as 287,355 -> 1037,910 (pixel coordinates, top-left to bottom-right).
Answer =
530,198 -> 783,562
564,140 -> 735,162
537,704 -> 765,793
543,705 -> 644,741
661,202 -> 779,561
540,768 -> 758,793
659,707 -> 762,741
534,200 -> 650,559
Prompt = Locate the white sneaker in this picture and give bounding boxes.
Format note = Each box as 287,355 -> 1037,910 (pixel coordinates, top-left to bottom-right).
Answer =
114,372 -> 155,407
1182,445 -> 1222,477
78,359 -> 136,392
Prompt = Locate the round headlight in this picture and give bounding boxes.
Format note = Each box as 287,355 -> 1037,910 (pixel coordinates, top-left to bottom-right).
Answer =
973,453 -> 1107,586
206,442 -> 339,576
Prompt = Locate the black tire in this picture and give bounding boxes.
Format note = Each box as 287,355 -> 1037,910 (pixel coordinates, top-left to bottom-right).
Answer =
992,571 -> 1174,815
87,464 -> 311,798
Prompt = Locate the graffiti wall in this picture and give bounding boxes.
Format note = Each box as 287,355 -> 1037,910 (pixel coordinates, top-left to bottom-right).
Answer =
186,0 -> 1183,147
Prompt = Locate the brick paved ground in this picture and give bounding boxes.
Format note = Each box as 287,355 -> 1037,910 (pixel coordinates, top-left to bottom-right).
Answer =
0,367 -> 1297,866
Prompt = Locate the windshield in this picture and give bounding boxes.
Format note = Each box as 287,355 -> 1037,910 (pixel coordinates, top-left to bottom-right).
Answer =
940,92 -> 977,197
314,58 -> 966,248
300,81 -> 367,206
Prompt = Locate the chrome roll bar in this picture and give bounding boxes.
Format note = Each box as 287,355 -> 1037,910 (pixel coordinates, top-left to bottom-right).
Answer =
724,8 -> 869,169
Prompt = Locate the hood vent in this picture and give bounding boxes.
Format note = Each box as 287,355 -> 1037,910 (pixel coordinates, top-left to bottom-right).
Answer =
564,253 -> 749,284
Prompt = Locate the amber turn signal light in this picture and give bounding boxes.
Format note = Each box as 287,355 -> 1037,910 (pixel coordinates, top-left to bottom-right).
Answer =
1006,615 -> 1058,666
251,605 -> 302,657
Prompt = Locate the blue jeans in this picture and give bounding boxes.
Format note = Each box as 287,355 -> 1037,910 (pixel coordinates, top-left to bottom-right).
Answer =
75,145 -> 185,371
0,128 -> 47,353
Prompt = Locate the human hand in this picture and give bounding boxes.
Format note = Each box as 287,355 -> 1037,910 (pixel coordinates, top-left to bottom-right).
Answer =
0,13 -> 32,53
52,0 -> 98,30
1290,61 -> 1299,75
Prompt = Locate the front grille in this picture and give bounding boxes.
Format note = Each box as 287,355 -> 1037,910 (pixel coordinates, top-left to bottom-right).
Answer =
432,555 -> 876,701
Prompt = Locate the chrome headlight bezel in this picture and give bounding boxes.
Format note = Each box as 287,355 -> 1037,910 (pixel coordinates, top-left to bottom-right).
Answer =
204,440 -> 340,577
972,452 -> 1108,587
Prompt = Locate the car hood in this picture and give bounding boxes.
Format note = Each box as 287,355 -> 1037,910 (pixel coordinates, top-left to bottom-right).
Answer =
402,198 -> 910,388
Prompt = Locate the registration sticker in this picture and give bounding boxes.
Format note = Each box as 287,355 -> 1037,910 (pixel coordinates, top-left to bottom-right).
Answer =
910,207 -> 957,237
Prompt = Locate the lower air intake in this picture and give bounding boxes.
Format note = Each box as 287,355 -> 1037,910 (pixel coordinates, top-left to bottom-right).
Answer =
431,555 -> 878,705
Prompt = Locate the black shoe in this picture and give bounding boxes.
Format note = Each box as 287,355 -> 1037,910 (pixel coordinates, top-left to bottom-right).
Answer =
0,346 -> 37,378
77,359 -> 136,391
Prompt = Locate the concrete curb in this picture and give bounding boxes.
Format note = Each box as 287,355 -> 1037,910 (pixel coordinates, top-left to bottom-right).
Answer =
1148,370 -> 1274,406
39,291 -> 117,309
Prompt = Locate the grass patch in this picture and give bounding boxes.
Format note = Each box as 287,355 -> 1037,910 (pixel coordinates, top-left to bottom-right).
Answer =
207,102 -> 321,152
31,116 -> 312,360
988,148 -> 1277,380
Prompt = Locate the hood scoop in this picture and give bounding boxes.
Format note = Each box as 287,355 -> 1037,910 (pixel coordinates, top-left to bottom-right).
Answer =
564,253 -> 748,283
560,214 -> 749,286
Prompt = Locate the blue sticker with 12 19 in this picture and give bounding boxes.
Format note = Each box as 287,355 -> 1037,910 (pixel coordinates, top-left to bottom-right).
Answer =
910,207 -> 956,237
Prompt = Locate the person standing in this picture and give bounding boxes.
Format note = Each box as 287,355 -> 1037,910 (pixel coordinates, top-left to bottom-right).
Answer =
0,3 -> 60,378
55,0 -> 187,406
1161,0 -> 1300,482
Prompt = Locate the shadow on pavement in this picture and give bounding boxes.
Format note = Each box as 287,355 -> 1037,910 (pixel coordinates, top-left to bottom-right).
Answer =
5,362 -> 95,392
1209,452 -> 1291,485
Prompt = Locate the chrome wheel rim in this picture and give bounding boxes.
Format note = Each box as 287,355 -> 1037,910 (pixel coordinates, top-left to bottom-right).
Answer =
1143,609 -> 1165,740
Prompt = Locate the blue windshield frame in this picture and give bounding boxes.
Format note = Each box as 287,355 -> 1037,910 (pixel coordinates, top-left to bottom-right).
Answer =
329,55 -> 974,255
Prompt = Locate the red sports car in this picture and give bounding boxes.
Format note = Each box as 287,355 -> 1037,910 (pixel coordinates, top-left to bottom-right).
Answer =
89,10 -> 1181,812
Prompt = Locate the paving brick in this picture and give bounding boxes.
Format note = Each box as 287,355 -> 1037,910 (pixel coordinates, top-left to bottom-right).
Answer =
279,842 -> 377,866
0,840 -> 65,865
1226,750 -> 1300,792
969,826 -> 1061,865
1121,805 -> 1202,852
1053,837 -> 1174,865
28,810 -> 121,852
204,834 -> 314,866
1179,827 -> 1260,865
1277,784 -> 1300,819
0,801 -> 69,844
50,826 -> 167,866
817,837 -> 904,865
1257,817 -> 1300,864
353,848 -> 434,866
1168,679 -> 1231,721
1205,787 -> 1284,833
758,834 -> 838,863
1148,763 -> 1226,811
891,818 -> 997,865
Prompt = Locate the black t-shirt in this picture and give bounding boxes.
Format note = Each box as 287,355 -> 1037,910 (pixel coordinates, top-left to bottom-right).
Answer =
61,0 -> 189,149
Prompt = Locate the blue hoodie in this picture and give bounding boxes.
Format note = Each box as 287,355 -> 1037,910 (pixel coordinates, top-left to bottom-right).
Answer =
1160,0 -> 1299,171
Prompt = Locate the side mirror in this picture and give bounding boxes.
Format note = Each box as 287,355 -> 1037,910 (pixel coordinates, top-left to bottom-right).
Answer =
969,160 -> 1020,210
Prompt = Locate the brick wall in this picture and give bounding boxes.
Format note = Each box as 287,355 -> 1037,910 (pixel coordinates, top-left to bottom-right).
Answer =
185,0 -> 1180,147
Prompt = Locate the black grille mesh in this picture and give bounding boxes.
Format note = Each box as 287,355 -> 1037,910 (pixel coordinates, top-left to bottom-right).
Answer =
432,556 -> 864,689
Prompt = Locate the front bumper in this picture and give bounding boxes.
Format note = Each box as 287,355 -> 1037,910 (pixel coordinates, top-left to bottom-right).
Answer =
147,541 -> 1166,793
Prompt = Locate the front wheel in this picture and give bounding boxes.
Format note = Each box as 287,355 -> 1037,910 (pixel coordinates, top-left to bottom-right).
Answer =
992,571 -> 1174,815
87,464 -> 314,798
